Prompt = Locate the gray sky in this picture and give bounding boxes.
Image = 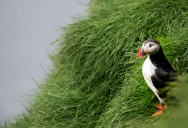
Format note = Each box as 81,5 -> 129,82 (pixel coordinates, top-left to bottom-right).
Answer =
0,0 -> 88,124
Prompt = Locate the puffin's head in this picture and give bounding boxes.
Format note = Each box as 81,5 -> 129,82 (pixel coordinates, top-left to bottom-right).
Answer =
138,39 -> 160,58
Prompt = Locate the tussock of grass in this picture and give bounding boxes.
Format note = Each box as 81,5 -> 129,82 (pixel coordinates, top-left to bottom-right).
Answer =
1,0 -> 188,128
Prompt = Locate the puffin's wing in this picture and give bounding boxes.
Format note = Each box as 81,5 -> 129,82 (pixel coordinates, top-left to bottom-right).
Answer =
155,68 -> 170,79
155,68 -> 177,81
151,76 -> 167,100
151,68 -> 171,89
151,75 -> 165,88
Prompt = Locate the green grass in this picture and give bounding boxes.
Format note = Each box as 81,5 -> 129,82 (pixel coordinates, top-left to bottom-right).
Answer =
1,0 -> 188,127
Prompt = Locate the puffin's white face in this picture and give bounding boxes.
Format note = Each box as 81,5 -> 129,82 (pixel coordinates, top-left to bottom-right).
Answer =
142,41 -> 160,55
138,39 -> 160,58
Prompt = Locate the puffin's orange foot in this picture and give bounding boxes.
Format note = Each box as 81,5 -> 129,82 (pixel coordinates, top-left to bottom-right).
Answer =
155,103 -> 168,110
155,103 -> 163,110
152,110 -> 163,116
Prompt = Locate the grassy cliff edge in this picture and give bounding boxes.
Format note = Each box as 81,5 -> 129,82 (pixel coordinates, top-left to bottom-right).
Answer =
2,0 -> 188,127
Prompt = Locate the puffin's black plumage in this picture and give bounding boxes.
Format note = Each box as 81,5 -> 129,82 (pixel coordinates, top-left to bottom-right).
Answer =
150,46 -> 176,100
138,38 -> 176,116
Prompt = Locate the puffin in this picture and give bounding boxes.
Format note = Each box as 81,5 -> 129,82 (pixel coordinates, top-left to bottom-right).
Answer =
138,39 -> 176,116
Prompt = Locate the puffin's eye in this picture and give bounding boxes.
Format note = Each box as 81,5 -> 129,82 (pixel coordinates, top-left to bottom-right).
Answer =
149,44 -> 152,47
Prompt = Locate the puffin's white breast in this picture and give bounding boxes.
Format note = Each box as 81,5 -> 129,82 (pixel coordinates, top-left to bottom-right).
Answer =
142,56 -> 163,103
142,56 -> 156,80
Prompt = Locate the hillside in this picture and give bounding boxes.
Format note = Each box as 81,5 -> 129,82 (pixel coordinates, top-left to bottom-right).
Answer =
1,0 -> 188,127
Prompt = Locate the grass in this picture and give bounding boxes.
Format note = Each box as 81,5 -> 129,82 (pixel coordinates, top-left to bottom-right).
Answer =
1,0 -> 188,127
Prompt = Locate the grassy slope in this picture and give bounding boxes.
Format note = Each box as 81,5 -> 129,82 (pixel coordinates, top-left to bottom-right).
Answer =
2,0 -> 188,127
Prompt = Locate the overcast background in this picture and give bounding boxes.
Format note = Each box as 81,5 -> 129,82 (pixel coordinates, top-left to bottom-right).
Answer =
0,0 -> 88,125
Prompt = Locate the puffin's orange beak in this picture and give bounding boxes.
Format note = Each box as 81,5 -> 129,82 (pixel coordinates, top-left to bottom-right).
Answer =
138,46 -> 146,58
